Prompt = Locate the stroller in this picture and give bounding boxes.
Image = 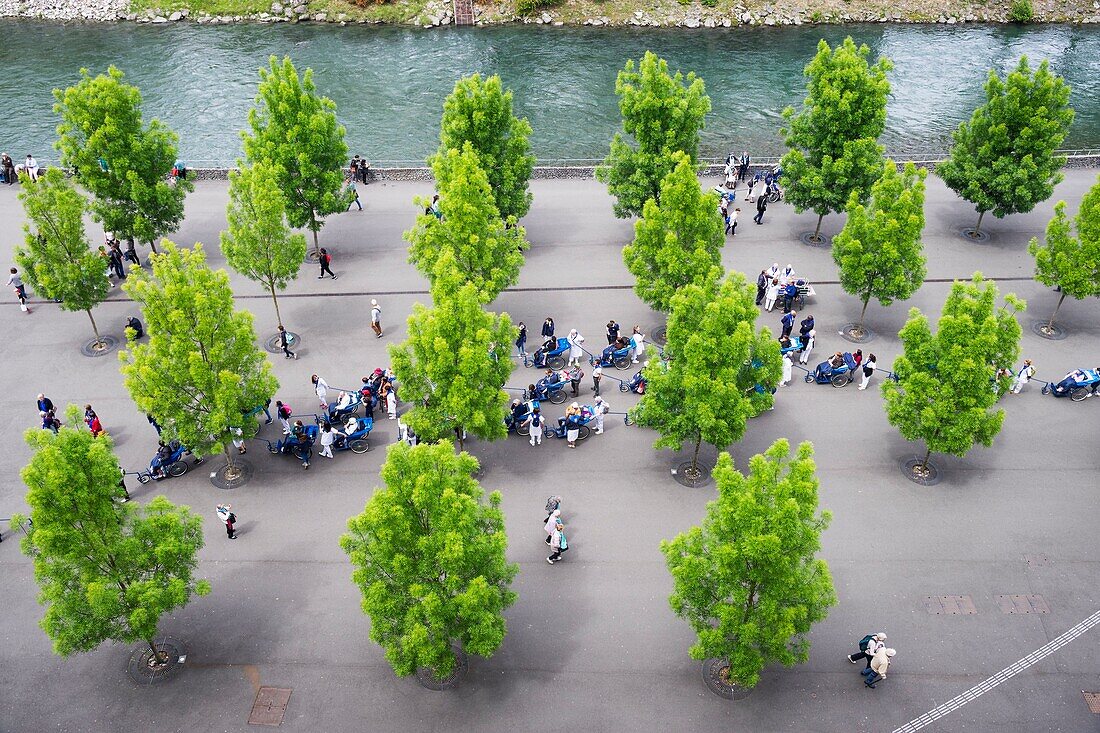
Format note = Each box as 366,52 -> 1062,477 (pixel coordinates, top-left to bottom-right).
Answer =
1041,368 -> 1100,402
807,353 -> 858,387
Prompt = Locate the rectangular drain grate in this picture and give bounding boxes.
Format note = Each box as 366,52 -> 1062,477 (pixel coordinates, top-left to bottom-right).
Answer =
248,687 -> 292,726
994,594 -> 1050,614
924,595 -> 978,615
1083,691 -> 1100,714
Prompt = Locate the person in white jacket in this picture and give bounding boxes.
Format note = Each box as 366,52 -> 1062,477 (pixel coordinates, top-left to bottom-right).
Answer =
630,326 -> 646,363
311,374 -> 329,409
567,328 -> 585,366
858,354 -> 877,390
764,278 -> 780,312
1010,358 -> 1034,394
318,421 -> 336,458
780,352 -> 793,386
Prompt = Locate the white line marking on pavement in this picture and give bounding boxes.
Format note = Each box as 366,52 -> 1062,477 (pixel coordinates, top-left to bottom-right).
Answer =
892,608 -> 1100,733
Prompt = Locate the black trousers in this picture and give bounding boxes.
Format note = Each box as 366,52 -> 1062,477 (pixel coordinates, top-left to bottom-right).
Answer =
849,650 -> 872,667
320,261 -> 336,278
756,285 -> 766,304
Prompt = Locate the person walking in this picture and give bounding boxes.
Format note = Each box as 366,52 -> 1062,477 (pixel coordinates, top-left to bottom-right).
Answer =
318,421 -> 336,458
564,403 -> 582,448
311,374 -> 329,409
567,329 -> 585,367
799,329 -> 816,365
753,193 -> 768,224
385,383 -> 398,420
8,267 -> 29,313
84,405 -> 105,437
345,179 -> 362,211
780,352 -> 794,386
515,321 -> 527,357
217,504 -> 237,540
592,363 -> 602,396
727,207 -> 740,236
863,647 -> 896,688
318,248 -> 337,280
745,176 -> 756,202
1011,359 -> 1035,394
528,407 -> 544,446
278,325 -> 297,359
606,319 -> 620,345
543,500 -> 561,544
858,354 -> 878,390
276,400 -> 292,434
364,298 -> 383,338
542,316 -> 555,341
593,395 -> 610,435
630,325 -> 646,363
755,270 -> 768,305
780,311 -> 797,340
547,519 -> 568,564
764,278 -> 780,312
847,632 -> 887,667
231,427 -> 247,455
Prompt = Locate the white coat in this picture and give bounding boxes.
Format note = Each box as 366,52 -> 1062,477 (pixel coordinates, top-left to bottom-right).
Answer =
781,355 -> 793,384
568,330 -> 585,360
320,427 -> 335,447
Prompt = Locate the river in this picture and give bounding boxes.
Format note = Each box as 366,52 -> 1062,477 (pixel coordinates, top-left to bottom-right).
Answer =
1,20 -> 1098,164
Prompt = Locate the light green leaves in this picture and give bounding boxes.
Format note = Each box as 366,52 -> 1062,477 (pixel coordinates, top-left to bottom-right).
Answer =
1028,176 -> 1100,317
340,441 -> 518,678
597,51 -> 711,219
662,440 -> 835,689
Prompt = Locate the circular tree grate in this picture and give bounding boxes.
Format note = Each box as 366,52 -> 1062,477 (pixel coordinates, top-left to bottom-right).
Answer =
957,227 -> 991,243
838,323 -> 876,344
672,461 -> 714,488
210,459 -> 253,490
263,331 -> 301,354
701,658 -> 753,700
1030,320 -> 1067,341
799,231 -> 831,248
901,457 -> 941,486
127,637 -> 186,685
651,325 -> 668,347
80,334 -> 120,358
415,649 -> 469,691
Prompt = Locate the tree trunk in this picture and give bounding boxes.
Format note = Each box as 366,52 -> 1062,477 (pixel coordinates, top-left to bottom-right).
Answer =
86,309 -> 102,346
857,295 -> 871,332
813,213 -> 825,239
224,444 -> 235,472
690,435 -> 702,475
1048,290 -> 1067,331
455,426 -> 464,452
310,212 -> 320,256
269,283 -> 284,330
919,446 -> 932,473
974,210 -> 986,236
147,638 -> 166,664
148,239 -> 158,255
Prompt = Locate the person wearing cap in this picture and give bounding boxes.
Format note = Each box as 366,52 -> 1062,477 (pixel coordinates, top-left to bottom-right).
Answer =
862,647 -> 896,688
848,632 -> 887,667
370,299 -> 383,338
593,395 -> 610,435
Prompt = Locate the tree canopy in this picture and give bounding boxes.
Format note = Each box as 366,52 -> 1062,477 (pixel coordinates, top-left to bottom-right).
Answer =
780,37 -> 892,239
241,55 -> 349,254
436,73 -> 535,222
938,56 -> 1074,235
221,161 -> 307,330
662,439 -> 836,689
17,415 -> 209,660
623,151 -> 725,313
406,144 -> 527,303
883,274 -> 1025,473
1028,179 -> 1100,331
832,160 -> 928,333
120,243 -> 278,469
54,65 -> 192,250
597,51 -> 711,219
341,441 -> 518,679
15,169 -> 111,346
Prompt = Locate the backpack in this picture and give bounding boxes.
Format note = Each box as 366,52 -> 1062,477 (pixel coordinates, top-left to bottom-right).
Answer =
858,634 -> 875,652
545,495 -> 561,513
322,253 -> 331,266
227,513 -> 236,524
531,414 -> 542,428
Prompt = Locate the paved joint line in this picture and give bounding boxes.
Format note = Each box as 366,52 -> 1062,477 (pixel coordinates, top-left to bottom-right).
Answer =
892,608 -> 1100,733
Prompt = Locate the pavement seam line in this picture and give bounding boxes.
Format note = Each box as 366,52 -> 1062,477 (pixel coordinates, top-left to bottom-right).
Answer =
891,607 -> 1100,732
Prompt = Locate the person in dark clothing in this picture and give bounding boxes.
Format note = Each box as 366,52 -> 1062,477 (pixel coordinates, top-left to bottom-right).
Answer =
278,325 -> 297,359
318,248 -> 337,280
780,311 -> 797,339
606,319 -> 620,345
755,270 -> 768,305
123,240 -> 141,266
754,194 -> 768,224
515,321 -> 527,356
542,317 -> 555,340
107,245 -> 125,279
126,316 -> 143,339
799,315 -> 815,339
783,282 -> 799,313
147,413 -> 162,435
36,394 -> 54,415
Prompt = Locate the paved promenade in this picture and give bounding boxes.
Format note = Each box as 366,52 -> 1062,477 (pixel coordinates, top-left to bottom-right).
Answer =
1,171 -> 1099,733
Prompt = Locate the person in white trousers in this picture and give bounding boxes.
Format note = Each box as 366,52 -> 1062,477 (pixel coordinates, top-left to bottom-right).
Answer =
1011,359 -> 1034,394
764,278 -> 780,312
311,374 -> 329,409
567,329 -> 585,366
319,421 -> 336,458
780,352 -> 793,386
858,354 -> 877,390
528,409 -> 544,446
630,326 -> 646,363
799,329 -> 815,365
593,395 -> 610,434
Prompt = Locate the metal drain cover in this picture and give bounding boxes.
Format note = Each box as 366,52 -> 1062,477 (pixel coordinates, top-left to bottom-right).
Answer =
249,687 -> 292,726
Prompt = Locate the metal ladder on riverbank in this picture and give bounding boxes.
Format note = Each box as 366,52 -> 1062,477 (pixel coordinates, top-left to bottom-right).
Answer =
453,0 -> 473,24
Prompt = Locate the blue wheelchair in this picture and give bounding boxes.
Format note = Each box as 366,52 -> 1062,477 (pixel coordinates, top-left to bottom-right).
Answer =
590,343 -> 633,370
806,353 -> 858,388
265,424 -> 318,468
133,440 -> 204,483
527,377 -> 569,404
318,415 -> 375,453
525,337 -> 571,370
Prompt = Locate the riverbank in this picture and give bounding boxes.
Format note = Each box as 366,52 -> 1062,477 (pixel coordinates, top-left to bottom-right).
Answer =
3,0 -> 1099,26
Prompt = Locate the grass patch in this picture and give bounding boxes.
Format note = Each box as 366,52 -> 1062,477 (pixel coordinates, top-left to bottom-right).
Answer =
130,0 -> 269,14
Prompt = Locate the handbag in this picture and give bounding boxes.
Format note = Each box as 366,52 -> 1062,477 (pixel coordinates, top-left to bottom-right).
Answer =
559,532 -> 568,550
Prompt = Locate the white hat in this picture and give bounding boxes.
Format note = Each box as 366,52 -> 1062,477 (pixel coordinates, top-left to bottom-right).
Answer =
570,402 -> 579,408
371,299 -> 378,306
594,395 -> 604,403
885,648 -> 896,657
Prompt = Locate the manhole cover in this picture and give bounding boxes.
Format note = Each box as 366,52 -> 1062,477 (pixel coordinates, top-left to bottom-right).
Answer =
901,457 -> 940,485
923,595 -> 978,615
127,637 -> 186,685
210,459 -> 253,490
80,334 -> 120,357
1030,320 -> 1067,340
415,649 -> 468,691
994,594 -> 1050,614
263,331 -> 301,354
672,461 -> 713,488
838,323 -> 876,344
957,226 -> 991,243
1082,691 -> 1100,714
249,687 -> 292,726
799,231 -> 831,248
701,658 -> 753,700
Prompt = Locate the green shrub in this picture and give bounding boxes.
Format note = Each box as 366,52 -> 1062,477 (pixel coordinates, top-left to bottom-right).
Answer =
515,0 -> 560,13
701,0 -> 718,7
1009,0 -> 1033,22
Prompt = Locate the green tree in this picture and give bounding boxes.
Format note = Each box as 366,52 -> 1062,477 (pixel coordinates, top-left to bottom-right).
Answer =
662,439 -> 836,689
340,441 -> 518,680
632,270 -> 782,479
406,144 -> 527,303
54,66 -> 193,253
16,414 -> 210,663
221,161 -> 307,330
884,274 -> 1025,476
389,280 -> 516,450
623,152 -> 725,314
120,243 -> 278,476
15,170 -> 111,349
1028,180 -> 1100,333
241,56 -> 349,257
780,38 -> 892,240
596,51 -> 711,219
938,56 -> 1074,236
436,73 -> 535,222
832,160 -> 928,336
